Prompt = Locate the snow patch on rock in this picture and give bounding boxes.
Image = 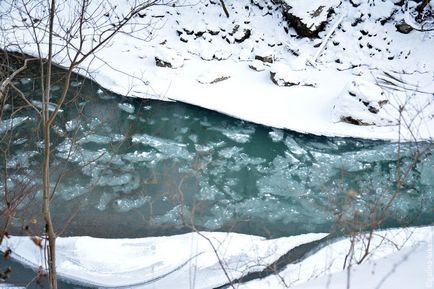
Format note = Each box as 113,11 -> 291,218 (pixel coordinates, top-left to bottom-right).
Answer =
155,47 -> 184,69
332,80 -> 396,126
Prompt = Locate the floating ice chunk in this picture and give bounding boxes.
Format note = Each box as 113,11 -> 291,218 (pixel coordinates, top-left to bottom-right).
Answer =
132,133 -> 192,160
269,129 -> 284,142
60,184 -> 88,201
113,195 -> 150,212
112,176 -> 140,194
198,183 -> 222,201
122,150 -> 156,163
7,151 -> 38,169
0,117 -> 30,134
284,137 -> 307,156
96,192 -> 113,211
70,80 -> 82,88
203,204 -> 234,230
12,138 -> 28,145
222,131 -> 251,143
31,101 -> 63,112
65,119 -> 80,132
52,125 -> 65,136
97,173 -> 133,187
195,144 -> 212,153
218,146 -> 243,159
188,134 -> 198,143
118,102 -> 135,114
153,205 -> 192,226
79,133 -> 125,144
419,156 -> 434,186
19,78 -> 32,85
79,134 -> 112,144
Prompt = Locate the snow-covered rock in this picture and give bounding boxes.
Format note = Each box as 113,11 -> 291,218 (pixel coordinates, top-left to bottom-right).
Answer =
1,0 -> 433,140
155,47 -> 184,69
270,62 -> 315,87
249,59 -> 268,72
197,68 -> 231,84
0,232 -> 327,288
332,80 -> 396,126
278,0 -> 341,37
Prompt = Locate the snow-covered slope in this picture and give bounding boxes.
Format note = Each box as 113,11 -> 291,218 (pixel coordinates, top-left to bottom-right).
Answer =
0,232 -> 327,288
1,227 -> 431,288
1,0 -> 433,141
241,225 -> 433,289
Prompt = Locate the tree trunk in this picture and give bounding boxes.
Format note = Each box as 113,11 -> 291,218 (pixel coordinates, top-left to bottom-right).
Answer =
416,0 -> 430,16
42,0 -> 57,288
219,0 -> 230,18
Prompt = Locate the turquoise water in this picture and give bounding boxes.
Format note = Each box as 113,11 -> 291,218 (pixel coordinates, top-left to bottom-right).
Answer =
1,72 -> 432,241
0,68 -> 433,288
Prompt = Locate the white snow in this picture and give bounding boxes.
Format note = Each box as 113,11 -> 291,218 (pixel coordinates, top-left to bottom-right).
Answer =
1,1 -> 433,286
1,227 -> 432,288
0,232 -> 327,288
1,0 -> 433,141
240,226 -> 433,289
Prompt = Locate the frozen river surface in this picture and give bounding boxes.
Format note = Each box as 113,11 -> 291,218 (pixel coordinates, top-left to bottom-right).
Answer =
1,73 -> 433,240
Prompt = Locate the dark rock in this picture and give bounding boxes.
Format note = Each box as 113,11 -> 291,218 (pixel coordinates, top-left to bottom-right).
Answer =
208,29 -> 220,36
249,60 -> 266,71
210,76 -> 230,84
349,0 -> 361,7
155,57 -> 172,68
270,72 -> 299,87
235,29 -> 251,43
194,31 -> 205,37
273,1 -> 338,38
255,55 -> 273,63
341,116 -> 369,126
183,28 -> 194,35
395,22 -> 413,34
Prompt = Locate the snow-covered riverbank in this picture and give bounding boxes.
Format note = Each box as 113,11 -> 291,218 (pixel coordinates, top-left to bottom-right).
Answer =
1,0 -> 433,288
1,226 -> 431,288
1,0 -> 433,141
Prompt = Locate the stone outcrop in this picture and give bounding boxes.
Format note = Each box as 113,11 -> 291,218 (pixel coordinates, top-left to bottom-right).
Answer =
273,0 -> 341,38
332,80 -> 397,126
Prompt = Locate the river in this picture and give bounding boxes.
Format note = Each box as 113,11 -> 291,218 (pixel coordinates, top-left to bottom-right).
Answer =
0,67 -> 432,287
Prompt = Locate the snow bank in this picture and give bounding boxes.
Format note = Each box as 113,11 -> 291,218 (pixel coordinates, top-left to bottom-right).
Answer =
240,226 -> 433,289
0,0 -> 433,141
0,232 -> 327,288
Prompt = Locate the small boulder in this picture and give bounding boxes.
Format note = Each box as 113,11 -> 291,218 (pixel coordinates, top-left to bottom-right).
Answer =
254,50 -> 274,63
197,69 -> 231,84
332,80 -> 397,126
234,28 -> 251,43
270,62 -> 316,87
269,63 -> 300,87
155,47 -> 184,69
395,22 -> 413,34
249,60 -> 267,72
276,0 -> 341,38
